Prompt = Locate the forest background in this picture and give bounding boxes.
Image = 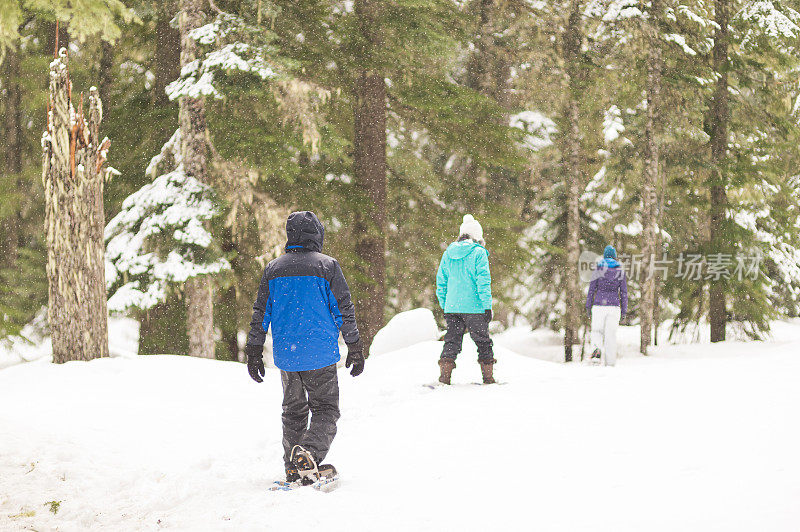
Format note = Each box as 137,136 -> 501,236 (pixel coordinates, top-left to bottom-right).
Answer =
2,0 -> 800,362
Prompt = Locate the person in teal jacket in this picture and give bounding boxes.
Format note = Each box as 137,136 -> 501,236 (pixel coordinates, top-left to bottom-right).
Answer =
436,214 -> 496,384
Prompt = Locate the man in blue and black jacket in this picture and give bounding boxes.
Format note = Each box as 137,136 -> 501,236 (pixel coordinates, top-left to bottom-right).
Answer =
244,211 -> 363,483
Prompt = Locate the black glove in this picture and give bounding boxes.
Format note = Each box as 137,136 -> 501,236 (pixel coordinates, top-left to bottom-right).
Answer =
345,339 -> 365,377
245,344 -> 265,383
484,309 -> 493,323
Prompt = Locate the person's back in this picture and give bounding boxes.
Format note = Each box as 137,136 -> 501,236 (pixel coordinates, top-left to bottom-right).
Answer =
435,215 -> 496,384
591,263 -> 626,309
585,245 -> 628,366
437,239 -> 492,314
244,211 -> 364,486
263,246 -> 351,371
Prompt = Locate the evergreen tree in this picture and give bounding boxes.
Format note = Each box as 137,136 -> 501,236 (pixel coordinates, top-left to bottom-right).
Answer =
351,0 -> 388,351
265,0 -> 524,339
3,0 -> 800,356
0,0 -> 133,56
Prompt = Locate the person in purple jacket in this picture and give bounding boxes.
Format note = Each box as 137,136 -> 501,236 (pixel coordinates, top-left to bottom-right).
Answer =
585,245 -> 628,366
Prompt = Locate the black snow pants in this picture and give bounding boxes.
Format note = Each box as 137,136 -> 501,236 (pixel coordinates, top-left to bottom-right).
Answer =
280,364 -> 340,468
441,313 -> 495,363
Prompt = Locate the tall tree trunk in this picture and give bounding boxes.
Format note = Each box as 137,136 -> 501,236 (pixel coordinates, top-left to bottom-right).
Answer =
179,0 -> 215,358
185,276 -> 214,357
222,317 -> 240,362
218,229 -> 241,362
43,50 -> 110,362
465,0 -> 494,202
465,0 -> 512,204
561,0 -> 583,362
98,41 -> 114,106
654,155 -> 668,346
87,88 -> 110,351
466,0 -> 491,93
640,0 -> 662,355
466,0 -> 512,105
352,0 -> 387,352
709,0 -> 729,343
1,49 -> 23,265
154,1 -> 181,107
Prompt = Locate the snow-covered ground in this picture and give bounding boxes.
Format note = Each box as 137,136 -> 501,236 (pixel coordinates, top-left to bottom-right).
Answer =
0,317 -> 139,370
2,317 -> 799,531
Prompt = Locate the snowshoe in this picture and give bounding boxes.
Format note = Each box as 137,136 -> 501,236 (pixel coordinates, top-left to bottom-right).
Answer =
314,464 -> 340,492
269,462 -> 340,492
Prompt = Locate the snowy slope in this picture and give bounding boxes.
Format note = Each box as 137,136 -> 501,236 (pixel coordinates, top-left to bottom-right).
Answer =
1,323 -> 799,531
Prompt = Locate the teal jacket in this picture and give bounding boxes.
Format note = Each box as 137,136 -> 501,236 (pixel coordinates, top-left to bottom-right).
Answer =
436,240 -> 492,314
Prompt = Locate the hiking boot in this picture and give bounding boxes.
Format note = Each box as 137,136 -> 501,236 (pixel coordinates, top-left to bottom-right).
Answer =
285,466 -> 300,483
290,445 -> 319,481
438,358 -> 456,385
318,463 -> 338,479
479,359 -> 496,384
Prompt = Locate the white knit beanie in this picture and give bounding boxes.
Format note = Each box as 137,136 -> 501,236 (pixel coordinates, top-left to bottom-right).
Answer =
459,214 -> 484,242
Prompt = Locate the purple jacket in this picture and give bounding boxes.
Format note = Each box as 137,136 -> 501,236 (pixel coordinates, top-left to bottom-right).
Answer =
586,259 -> 628,316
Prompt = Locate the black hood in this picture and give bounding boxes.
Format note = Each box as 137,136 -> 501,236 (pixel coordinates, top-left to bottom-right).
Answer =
285,211 -> 325,252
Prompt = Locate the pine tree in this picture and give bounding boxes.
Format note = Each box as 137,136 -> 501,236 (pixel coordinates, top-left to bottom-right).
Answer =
640,0 -> 664,354
708,0 -> 730,342
178,0 -> 215,359
104,129 -> 229,317
352,0 -> 388,351
561,0 -> 585,362
0,1 -> 133,56
265,0 -> 524,340
106,1 -> 315,358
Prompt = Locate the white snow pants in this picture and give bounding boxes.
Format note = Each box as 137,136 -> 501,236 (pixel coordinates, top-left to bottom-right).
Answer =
590,306 -> 620,366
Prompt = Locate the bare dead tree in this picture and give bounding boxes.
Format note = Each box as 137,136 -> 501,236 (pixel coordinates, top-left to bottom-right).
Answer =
42,48 -> 110,363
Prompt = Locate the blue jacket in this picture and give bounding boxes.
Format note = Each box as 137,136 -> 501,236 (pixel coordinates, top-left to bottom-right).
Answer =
586,258 -> 628,316
436,239 -> 492,314
247,212 -> 360,371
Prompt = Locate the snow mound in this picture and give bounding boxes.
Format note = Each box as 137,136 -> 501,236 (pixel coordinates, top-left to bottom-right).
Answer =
369,308 -> 440,356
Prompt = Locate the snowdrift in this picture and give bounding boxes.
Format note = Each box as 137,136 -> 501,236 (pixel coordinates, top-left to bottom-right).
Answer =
369,308 -> 440,356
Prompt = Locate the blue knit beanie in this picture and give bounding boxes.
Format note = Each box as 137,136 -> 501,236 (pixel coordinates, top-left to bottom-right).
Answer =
603,245 -> 617,259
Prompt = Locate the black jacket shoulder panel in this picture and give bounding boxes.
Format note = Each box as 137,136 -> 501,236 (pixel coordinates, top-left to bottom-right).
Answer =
266,250 -> 339,282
